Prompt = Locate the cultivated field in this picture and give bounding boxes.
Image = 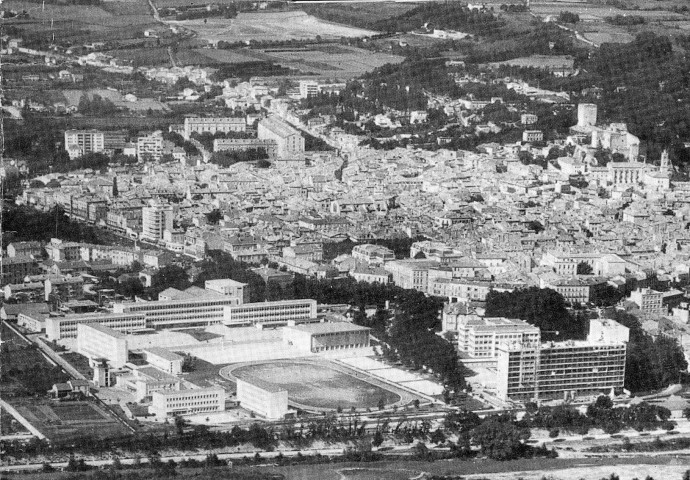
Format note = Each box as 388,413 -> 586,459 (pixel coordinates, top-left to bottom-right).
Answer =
12,400 -> 131,443
174,11 -> 378,45
228,360 -> 403,410
488,54 -> 575,70
530,3 -> 687,21
182,44 -> 404,78
62,89 -> 169,112
529,1 -> 687,46
3,0 -> 156,44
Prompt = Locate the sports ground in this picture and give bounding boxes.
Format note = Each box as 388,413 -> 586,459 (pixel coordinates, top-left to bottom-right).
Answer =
222,359 -> 416,411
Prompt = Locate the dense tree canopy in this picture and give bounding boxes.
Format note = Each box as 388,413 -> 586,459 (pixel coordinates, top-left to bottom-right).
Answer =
485,287 -> 586,339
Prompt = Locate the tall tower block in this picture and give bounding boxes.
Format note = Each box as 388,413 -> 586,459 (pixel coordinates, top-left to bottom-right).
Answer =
577,103 -> 597,128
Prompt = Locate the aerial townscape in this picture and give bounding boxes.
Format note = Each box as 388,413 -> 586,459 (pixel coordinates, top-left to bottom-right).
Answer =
1,0 -> 690,479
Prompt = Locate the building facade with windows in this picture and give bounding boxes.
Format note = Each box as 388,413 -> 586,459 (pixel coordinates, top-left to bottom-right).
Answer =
236,377 -> 287,420
282,322 -> 370,353
113,295 -> 240,329
144,347 -> 183,375
141,201 -> 173,241
456,316 -> 541,359
351,244 -> 395,266
64,130 -> 105,159
257,116 -> 304,160
496,319 -> 628,402
183,117 -> 246,139
45,312 -> 147,340
136,131 -> 163,161
77,323 -> 129,369
151,387 -> 225,419
223,299 -> 318,327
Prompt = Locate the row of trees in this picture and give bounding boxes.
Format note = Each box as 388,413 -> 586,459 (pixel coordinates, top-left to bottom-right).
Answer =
372,3 -> 504,35
2,205 -> 106,247
78,94 -> 119,116
190,130 -> 255,151
209,148 -> 269,168
526,396 -> 674,435
609,310 -> 688,393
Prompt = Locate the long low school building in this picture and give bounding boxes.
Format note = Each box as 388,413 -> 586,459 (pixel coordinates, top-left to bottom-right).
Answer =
46,312 -> 147,340
150,387 -> 225,419
282,321 -> 370,353
112,296 -> 241,330
223,299 -> 317,327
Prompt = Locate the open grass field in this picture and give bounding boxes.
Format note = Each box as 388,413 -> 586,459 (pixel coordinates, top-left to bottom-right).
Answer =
530,3 -> 687,21
229,360 -> 401,410
300,2 -> 416,31
177,44 -> 404,78
176,11 -> 378,45
3,0 -> 156,44
107,47 -> 172,67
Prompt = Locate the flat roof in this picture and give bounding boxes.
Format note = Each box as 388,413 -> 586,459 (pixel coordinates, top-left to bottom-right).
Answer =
143,347 -> 183,362
286,321 -> 370,335
78,322 -> 125,338
236,375 -> 287,394
136,366 -> 180,382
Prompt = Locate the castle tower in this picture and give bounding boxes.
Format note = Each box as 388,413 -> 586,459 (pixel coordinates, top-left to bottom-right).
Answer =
660,149 -> 670,171
577,103 -> 597,128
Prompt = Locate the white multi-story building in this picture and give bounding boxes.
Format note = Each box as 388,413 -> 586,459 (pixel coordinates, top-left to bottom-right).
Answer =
46,312 -> 147,340
299,80 -> 319,98
257,116 -> 304,160
385,260 -> 439,291
141,201 -> 173,241
150,387 -> 225,419
577,103 -> 597,128
496,320 -> 627,402
223,299 -> 317,327
593,123 -> 640,161
282,322 -> 370,353
183,117 -> 246,140
136,131 -> 163,160
113,294 -> 240,330
204,279 -> 249,304
117,366 -> 181,402
428,278 -> 493,302
236,377 -> 287,420
588,318 -> 630,344
144,347 -> 184,375
351,244 -> 395,266
77,323 -> 128,369
522,130 -> 544,143
629,288 -> 664,315
450,315 -> 541,359
64,130 -> 104,159
213,138 -> 277,160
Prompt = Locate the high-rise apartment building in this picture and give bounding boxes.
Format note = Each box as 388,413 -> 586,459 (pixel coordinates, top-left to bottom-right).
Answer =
496,320 -> 628,402
64,130 -> 105,159
136,131 -> 163,161
141,201 -> 173,241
